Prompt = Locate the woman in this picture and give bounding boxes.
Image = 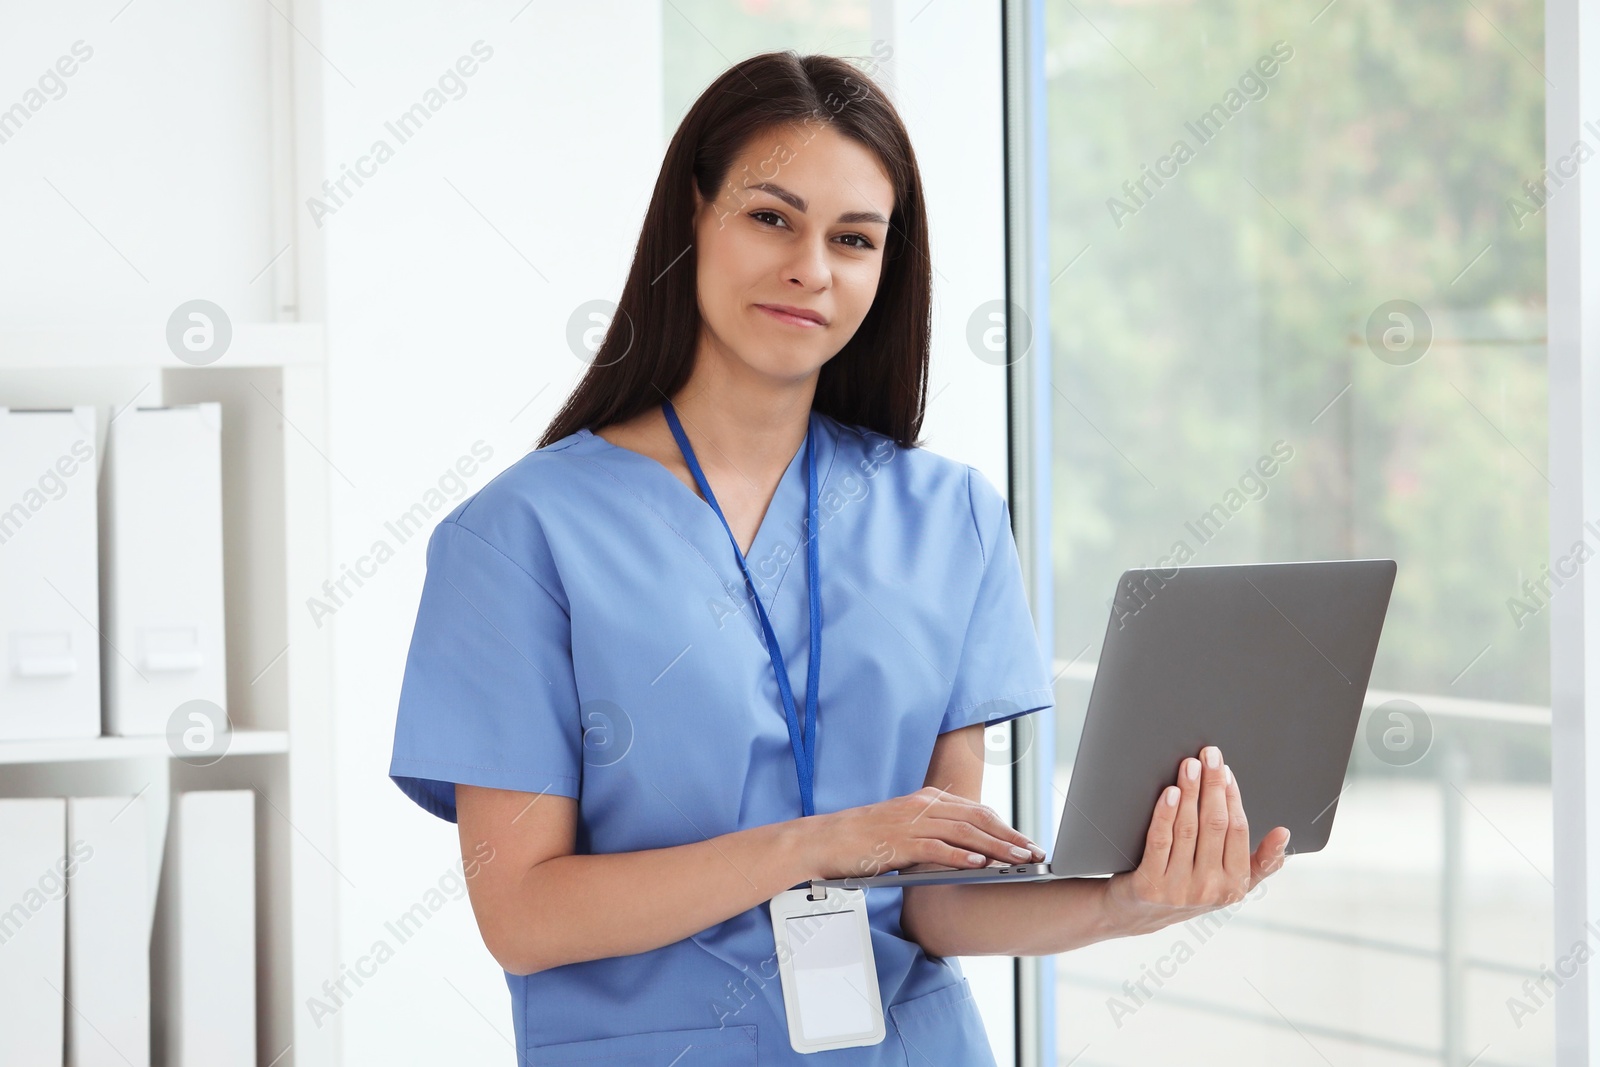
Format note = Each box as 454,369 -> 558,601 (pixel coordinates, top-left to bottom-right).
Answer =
388,50 -> 1291,1065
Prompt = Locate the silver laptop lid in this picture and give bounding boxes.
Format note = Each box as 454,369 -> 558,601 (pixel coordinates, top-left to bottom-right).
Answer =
1050,559 -> 1396,878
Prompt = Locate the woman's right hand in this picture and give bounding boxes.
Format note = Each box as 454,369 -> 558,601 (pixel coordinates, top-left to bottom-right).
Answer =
806,787 -> 1046,881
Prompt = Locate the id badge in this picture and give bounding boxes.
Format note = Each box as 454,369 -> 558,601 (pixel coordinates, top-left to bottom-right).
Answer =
768,886 -> 886,1053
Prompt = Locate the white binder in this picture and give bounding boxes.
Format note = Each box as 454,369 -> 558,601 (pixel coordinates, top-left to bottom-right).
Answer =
153,789 -> 255,1067
0,406 -> 101,741
99,403 -> 228,736
67,795 -> 150,1067
0,797 -> 67,1065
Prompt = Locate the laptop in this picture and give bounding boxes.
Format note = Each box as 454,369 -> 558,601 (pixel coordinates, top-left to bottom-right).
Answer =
808,558 -> 1397,891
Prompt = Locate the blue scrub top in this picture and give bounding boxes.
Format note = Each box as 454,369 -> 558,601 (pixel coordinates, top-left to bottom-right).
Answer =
389,408 -> 1055,1066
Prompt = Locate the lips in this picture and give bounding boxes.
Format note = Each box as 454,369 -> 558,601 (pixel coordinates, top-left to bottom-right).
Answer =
756,303 -> 827,327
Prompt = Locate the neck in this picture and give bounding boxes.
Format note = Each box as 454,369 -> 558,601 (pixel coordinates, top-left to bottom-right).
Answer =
666,342 -> 817,479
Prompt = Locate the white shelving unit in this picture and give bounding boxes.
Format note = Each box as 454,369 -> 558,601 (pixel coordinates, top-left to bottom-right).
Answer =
0,334 -> 338,1067
0,2 -> 339,1061
0,331 -> 338,1066
0,730 -> 290,766
0,326 -> 327,370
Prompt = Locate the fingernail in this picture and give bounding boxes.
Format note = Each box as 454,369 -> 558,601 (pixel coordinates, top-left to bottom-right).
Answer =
1186,758 -> 1200,780
968,853 -> 985,865
1204,746 -> 1221,769
1011,845 -> 1031,859
1282,829 -> 1291,849
1225,764 -> 1234,785
1165,786 -> 1179,807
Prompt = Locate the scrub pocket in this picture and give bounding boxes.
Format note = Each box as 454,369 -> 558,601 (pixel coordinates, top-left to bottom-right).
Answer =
888,978 -> 999,1067
526,1023 -> 757,1065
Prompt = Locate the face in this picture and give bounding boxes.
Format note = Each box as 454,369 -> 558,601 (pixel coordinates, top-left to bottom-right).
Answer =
690,122 -> 895,383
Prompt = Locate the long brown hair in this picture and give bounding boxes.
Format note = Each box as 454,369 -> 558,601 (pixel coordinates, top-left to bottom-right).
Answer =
537,50 -> 933,451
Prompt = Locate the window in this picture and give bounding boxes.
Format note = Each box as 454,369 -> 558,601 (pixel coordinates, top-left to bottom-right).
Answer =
1039,2 -> 1550,1063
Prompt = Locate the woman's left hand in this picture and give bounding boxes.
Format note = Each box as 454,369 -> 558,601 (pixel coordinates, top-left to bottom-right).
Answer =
1102,745 -> 1291,938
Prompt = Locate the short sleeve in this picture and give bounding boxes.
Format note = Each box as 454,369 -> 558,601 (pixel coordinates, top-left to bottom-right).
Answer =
938,468 -> 1057,734
388,517 -> 582,823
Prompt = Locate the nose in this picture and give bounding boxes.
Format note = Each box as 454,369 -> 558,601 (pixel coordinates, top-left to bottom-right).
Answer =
783,234 -> 831,292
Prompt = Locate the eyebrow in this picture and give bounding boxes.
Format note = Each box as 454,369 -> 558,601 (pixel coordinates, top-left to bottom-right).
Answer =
746,181 -> 889,226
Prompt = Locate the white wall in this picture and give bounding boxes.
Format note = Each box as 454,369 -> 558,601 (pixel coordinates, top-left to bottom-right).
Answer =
876,2 -> 1012,483
0,3 -> 276,325
316,3 -> 666,1063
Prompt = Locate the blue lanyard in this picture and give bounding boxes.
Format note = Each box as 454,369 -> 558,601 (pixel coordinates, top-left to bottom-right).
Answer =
661,399 -> 821,817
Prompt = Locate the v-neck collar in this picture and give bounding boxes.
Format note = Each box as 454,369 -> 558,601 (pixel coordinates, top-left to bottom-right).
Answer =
574,409 -> 839,604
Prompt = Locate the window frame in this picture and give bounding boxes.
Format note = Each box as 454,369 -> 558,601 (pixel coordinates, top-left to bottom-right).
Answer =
1546,0 -> 1600,1062
999,3 -> 1057,1065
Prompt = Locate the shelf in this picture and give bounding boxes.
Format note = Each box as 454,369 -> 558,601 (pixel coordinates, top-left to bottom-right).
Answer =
0,729 -> 288,766
0,324 -> 324,370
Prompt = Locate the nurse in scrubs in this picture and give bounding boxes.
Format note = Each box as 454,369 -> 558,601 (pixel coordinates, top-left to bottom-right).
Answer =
388,49 -> 1292,1065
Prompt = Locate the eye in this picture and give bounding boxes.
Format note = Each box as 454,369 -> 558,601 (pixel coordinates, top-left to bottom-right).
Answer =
750,209 -> 788,229
836,233 -> 876,251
